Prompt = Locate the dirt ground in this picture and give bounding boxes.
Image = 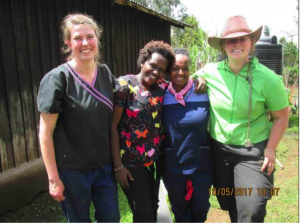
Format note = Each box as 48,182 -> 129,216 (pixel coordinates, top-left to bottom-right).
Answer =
206,208 -> 230,222
0,190 -> 230,222
0,132 -> 297,223
0,191 -> 64,222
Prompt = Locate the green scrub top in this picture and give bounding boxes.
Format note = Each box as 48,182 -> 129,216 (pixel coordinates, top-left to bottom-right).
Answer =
191,57 -> 288,145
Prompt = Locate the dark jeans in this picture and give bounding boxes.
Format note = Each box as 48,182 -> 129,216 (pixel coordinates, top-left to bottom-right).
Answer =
212,139 -> 274,223
162,171 -> 212,222
59,164 -> 120,223
122,162 -> 161,222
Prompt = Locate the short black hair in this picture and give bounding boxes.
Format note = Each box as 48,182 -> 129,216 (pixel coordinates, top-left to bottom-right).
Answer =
174,48 -> 190,58
137,40 -> 175,74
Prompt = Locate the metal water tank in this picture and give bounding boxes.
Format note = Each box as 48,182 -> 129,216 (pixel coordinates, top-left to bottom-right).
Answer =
253,36 -> 283,75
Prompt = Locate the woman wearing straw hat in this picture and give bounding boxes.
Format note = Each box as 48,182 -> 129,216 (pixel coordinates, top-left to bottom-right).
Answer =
192,15 -> 289,222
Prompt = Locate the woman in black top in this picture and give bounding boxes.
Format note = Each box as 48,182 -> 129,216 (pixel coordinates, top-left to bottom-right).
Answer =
38,13 -> 119,222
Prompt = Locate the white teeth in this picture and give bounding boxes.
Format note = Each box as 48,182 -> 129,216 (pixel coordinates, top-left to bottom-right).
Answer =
149,75 -> 157,79
81,49 -> 91,53
232,49 -> 242,53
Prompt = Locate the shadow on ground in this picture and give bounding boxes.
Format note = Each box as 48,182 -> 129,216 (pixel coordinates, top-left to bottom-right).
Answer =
0,190 -> 64,222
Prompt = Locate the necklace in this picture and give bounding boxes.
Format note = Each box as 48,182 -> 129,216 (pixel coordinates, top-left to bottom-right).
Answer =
227,58 -> 253,147
244,61 -> 252,147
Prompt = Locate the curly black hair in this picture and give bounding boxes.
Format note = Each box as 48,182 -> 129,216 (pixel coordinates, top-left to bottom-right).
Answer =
137,40 -> 175,74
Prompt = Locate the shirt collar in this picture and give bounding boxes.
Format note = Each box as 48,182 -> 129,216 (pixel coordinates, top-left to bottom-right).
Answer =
218,56 -> 259,73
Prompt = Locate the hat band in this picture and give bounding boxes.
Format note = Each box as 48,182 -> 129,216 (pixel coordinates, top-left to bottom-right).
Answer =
223,28 -> 251,37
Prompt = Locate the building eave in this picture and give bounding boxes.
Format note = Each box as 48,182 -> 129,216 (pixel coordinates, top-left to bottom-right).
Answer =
114,0 -> 192,29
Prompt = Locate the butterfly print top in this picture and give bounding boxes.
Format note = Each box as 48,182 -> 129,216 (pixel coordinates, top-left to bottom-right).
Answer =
114,75 -> 165,168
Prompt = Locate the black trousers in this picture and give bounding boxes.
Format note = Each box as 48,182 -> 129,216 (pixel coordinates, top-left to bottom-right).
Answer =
212,139 -> 274,223
122,161 -> 161,222
162,171 -> 212,222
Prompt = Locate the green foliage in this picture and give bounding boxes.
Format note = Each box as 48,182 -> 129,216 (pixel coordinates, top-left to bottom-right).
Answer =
279,37 -> 286,44
133,0 -> 185,18
171,15 -> 218,73
286,112 -> 299,133
282,40 -> 299,87
263,25 -> 271,36
286,88 -> 297,112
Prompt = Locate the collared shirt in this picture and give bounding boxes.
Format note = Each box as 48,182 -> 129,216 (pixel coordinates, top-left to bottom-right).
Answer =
191,57 -> 288,145
38,63 -> 114,170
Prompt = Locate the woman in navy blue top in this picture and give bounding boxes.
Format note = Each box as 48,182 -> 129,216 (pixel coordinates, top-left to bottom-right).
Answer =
161,48 -> 213,222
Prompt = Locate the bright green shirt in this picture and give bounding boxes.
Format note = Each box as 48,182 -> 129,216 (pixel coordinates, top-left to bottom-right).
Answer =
192,57 -> 288,145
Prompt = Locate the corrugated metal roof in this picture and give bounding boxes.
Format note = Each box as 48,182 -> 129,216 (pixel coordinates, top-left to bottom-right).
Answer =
114,0 -> 192,29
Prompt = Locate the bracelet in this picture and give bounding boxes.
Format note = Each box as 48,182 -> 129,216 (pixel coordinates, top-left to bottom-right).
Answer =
114,164 -> 124,172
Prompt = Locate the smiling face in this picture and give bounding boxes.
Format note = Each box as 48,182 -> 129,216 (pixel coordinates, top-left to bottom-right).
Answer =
170,54 -> 190,92
223,36 -> 253,63
140,52 -> 168,89
66,24 -> 98,63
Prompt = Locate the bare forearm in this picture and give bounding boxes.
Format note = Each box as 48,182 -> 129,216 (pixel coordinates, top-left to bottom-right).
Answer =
110,127 -> 123,168
266,117 -> 289,150
39,113 -> 65,201
39,133 -> 60,182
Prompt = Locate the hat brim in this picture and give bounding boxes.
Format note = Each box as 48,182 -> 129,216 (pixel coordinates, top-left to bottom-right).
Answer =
208,25 -> 263,51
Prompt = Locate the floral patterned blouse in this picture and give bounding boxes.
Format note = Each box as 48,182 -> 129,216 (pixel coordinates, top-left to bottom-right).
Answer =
114,75 -> 165,168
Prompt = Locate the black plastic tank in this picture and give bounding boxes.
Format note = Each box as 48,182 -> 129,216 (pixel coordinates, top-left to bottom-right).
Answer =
217,35 -> 283,75
253,36 -> 283,75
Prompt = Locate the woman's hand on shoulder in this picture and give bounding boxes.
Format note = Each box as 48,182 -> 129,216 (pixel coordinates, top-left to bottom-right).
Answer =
115,167 -> 134,188
193,77 -> 207,93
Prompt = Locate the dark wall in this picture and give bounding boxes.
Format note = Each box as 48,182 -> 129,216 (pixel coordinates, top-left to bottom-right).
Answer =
0,0 -> 171,173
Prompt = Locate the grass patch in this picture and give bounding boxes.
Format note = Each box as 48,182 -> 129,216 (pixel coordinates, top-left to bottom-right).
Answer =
209,194 -> 220,209
286,112 -> 299,134
265,137 -> 299,222
289,113 -> 299,128
166,194 -> 175,222
118,185 -> 133,223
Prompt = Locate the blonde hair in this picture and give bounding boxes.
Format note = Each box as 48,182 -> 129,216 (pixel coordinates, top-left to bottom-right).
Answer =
61,13 -> 103,64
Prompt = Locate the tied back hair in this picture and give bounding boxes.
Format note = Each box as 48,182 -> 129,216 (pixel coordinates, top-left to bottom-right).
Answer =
61,13 -> 103,64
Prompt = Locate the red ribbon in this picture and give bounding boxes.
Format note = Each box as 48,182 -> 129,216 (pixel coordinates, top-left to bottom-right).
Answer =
184,179 -> 194,201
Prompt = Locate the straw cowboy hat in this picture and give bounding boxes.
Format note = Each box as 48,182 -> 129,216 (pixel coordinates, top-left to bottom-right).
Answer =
208,15 -> 263,50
